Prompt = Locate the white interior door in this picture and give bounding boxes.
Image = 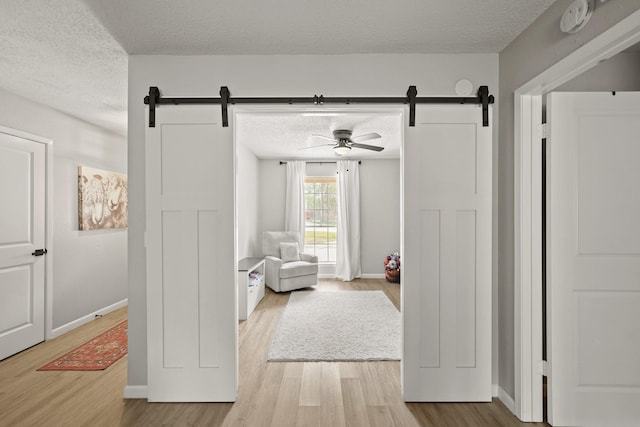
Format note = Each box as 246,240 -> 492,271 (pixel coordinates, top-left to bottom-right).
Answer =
146,105 -> 237,401
547,92 -> 640,426
0,129 -> 46,360
403,105 -> 492,401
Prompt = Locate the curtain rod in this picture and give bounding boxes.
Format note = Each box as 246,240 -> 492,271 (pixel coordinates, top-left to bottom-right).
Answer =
279,161 -> 361,165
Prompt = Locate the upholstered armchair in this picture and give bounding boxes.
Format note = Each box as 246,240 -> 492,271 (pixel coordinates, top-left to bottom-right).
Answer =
262,231 -> 318,292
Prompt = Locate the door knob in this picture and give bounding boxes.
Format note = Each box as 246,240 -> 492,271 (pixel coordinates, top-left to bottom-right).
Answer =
32,249 -> 48,256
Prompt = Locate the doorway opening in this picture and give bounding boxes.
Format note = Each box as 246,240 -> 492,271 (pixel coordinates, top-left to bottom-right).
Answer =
233,107 -> 405,410
514,9 -> 640,423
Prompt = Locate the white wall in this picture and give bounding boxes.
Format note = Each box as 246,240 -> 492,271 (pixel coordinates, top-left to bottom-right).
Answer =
0,87 -> 127,331
498,0 -> 640,401
128,53 -> 498,387
236,144 -> 260,260
258,160 -> 286,238
359,160 -> 400,275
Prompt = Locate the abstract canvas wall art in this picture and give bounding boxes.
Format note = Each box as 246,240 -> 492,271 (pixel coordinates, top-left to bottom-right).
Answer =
78,166 -> 128,230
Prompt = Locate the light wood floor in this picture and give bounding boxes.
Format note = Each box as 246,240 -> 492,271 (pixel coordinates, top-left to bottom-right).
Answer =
0,279 -> 549,426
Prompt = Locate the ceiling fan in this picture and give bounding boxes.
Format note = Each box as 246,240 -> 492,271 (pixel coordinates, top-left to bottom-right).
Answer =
300,129 -> 384,156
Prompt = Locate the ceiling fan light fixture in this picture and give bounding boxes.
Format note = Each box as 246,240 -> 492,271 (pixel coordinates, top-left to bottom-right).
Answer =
333,145 -> 351,156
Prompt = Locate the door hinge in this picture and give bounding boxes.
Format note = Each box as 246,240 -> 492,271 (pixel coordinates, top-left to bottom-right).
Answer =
538,123 -> 549,140
538,360 -> 548,376
32,248 -> 48,256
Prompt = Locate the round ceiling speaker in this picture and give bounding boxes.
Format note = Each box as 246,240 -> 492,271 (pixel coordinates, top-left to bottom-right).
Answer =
560,0 -> 594,34
455,79 -> 474,96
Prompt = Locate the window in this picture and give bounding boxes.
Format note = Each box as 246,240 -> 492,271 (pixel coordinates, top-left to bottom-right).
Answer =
304,176 -> 337,263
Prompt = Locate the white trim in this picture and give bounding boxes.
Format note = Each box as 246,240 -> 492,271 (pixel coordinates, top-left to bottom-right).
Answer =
45,139 -> 54,340
123,385 -> 148,399
0,126 -> 55,342
530,92 -> 543,422
317,264 -> 336,278
492,383 -> 499,397
50,298 -> 128,338
513,9 -> 640,423
319,273 -> 386,279
497,386 -> 517,415
360,274 -> 386,279
513,93 -> 543,422
0,125 -> 51,145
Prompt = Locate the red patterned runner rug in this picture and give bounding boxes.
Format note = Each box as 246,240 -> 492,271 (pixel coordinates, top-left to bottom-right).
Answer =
38,320 -> 127,371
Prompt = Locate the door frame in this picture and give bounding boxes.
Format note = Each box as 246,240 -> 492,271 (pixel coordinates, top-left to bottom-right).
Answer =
0,125 -> 54,340
232,103 -> 407,388
513,9 -> 640,422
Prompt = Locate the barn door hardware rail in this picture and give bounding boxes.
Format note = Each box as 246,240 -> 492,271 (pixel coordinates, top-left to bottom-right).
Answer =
144,85 -> 494,128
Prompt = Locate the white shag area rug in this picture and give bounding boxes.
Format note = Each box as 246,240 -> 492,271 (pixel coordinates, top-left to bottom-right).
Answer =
267,290 -> 400,362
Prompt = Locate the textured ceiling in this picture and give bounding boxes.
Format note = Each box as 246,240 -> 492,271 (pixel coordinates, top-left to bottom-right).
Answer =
0,0 -> 128,135
0,0 -> 558,139
84,0 -> 557,55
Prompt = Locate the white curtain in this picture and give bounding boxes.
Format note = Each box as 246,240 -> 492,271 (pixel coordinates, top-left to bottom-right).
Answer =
284,160 -> 306,250
335,160 -> 361,281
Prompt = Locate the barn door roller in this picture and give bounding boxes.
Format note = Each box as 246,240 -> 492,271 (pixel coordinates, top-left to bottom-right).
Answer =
144,85 -> 494,128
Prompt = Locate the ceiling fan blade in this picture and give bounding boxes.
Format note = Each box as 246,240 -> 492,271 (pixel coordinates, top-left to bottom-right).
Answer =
350,132 -> 381,143
298,143 -> 334,150
307,134 -> 336,143
350,142 -> 384,152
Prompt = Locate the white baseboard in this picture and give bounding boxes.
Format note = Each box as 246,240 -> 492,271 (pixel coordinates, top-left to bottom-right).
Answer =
50,298 -> 128,339
124,385 -> 148,399
318,274 -> 386,279
497,386 -> 516,416
492,384 -> 499,397
361,274 -> 385,279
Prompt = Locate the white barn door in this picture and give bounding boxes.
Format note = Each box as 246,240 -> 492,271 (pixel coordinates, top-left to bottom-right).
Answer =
146,105 -> 236,401
0,129 -> 46,360
403,106 -> 492,401
547,92 -> 640,426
